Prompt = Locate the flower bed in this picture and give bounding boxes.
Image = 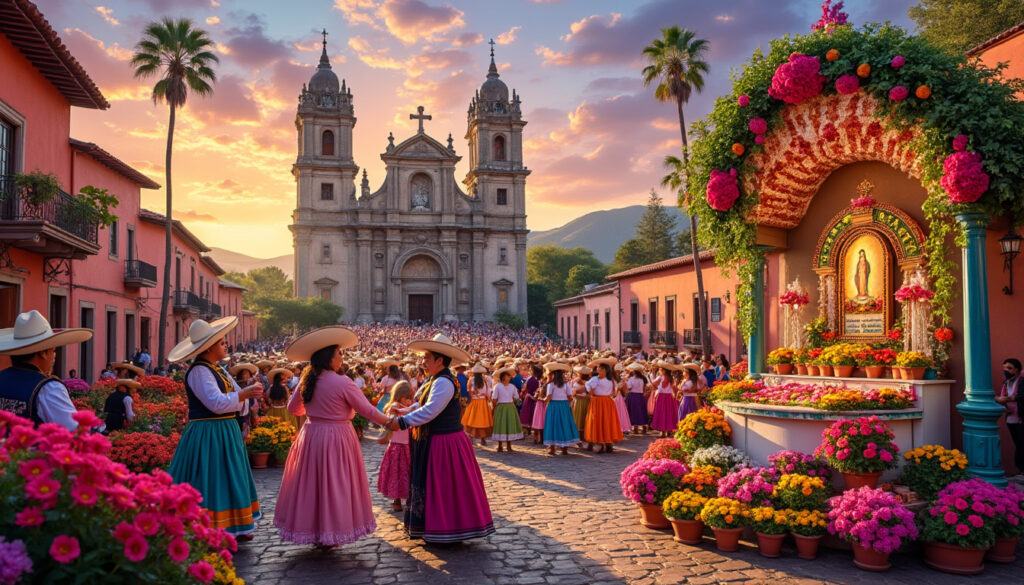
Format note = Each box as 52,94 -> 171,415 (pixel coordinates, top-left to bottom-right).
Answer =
900,445 -> 968,500
713,380 -> 916,411
817,416 -> 899,473
107,431 -> 180,474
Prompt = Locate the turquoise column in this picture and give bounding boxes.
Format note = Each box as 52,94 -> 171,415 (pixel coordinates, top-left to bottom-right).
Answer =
954,212 -> 1006,487
747,246 -> 771,380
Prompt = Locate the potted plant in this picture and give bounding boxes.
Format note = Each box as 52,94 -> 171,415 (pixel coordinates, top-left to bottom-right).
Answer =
12,169 -> 61,206
767,348 -> 795,375
816,416 -> 899,489
793,347 -> 810,375
269,419 -> 296,467
716,466 -> 778,507
806,348 -> 823,376
767,449 -> 830,485
245,426 -> 275,468
788,509 -> 828,559
641,438 -> 689,463
674,407 -> 731,454
827,487 -> 918,572
900,445 -> 968,501
987,485 -> 1024,563
856,348 -> 883,378
920,479 -> 1002,575
700,497 -> 749,552
749,507 -> 789,557
771,474 -> 828,511
690,445 -> 752,473
620,458 -> 689,528
680,465 -> 724,497
662,489 -> 709,544
821,343 -> 862,377
895,351 -> 930,380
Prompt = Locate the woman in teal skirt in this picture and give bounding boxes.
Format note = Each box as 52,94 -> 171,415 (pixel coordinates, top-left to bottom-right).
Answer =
542,362 -> 578,456
167,317 -> 265,541
490,366 -> 523,452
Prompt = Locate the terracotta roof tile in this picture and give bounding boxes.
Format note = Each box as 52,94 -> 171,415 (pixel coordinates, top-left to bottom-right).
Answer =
605,250 -> 716,280
966,20 -> 1024,56
70,139 -> 160,189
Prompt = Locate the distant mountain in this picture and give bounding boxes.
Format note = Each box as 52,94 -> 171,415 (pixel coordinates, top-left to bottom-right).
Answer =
209,247 -> 293,279
527,205 -> 688,263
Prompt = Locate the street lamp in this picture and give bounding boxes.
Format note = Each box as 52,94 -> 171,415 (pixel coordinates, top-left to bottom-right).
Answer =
1000,227 -> 1022,295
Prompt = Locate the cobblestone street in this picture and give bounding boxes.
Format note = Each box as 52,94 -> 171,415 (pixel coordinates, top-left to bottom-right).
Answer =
234,433 -> 1024,585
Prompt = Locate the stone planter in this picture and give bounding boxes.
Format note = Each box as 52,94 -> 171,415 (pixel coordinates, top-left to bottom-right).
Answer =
834,365 -> 855,377
669,518 -> 705,545
711,527 -> 743,552
841,470 -> 883,490
638,503 -> 670,529
756,532 -> 785,558
793,534 -> 823,559
923,541 -> 986,575
774,364 -> 794,375
819,365 -> 834,377
795,364 -> 808,375
863,365 -> 884,378
986,536 -> 1018,563
249,452 -> 270,469
852,543 -> 891,571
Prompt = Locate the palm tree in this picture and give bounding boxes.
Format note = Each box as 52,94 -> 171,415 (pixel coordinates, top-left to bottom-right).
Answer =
131,19 -> 218,370
642,27 -> 712,358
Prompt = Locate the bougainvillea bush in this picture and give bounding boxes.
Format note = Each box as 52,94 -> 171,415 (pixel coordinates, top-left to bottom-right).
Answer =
619,458 -> 688,506
0,410 -> 241,584
106,432 -> 180,474
827,486 -> 918,553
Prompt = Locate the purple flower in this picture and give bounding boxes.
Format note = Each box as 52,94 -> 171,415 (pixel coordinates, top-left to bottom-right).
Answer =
754,135 -> 766,145
891,55 -> 905,69
952,134 -> 969,152
0,537 -> 33,585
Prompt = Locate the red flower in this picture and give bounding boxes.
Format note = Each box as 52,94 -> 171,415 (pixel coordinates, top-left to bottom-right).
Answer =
886,328 -> 903,341
50,535 -> 80,564
934,328 -> 954,342
769,54 -> 826,104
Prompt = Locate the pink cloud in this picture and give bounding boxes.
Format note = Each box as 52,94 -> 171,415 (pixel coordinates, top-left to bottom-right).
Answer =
452,32 -> 483,47
223,15 -> 290,68
496,26 -> 521,45
176,210 -> 218,222
336,0 -> 465,44
186,75 -> 260,123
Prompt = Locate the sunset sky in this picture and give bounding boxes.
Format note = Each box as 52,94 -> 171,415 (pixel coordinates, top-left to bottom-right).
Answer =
37,0 -> 914,258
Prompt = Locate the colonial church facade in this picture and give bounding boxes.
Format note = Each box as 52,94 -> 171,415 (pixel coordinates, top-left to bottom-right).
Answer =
290,39 -> 529,323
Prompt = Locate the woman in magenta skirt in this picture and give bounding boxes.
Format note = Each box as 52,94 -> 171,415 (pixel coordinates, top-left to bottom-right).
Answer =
389,334 -> 494,543
650,363 -> 680,437
274,327 -> 391,548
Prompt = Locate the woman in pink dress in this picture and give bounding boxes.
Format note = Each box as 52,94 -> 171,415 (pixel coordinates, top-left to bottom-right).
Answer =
650,363 -> 680,437
275,327 -> 392,548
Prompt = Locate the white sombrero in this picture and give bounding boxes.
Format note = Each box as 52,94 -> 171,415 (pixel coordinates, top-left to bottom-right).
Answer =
406,333 -> 472,366
112,362 -> 145,378
0,310 -> 92,356
469,364 -> 488,374
493,366 -> 516,378
268,367 -> 294,380
544,361 -> 570,372
285,326 -> 358,362
229,363 -> 258,377
167,317 -> 238,363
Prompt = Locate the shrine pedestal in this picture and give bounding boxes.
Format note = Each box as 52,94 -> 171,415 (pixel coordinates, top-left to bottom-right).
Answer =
719,374 -> 953,486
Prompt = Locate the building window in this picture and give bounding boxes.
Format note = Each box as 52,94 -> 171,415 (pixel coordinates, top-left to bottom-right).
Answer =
497,288 -> 509,312
648,298 -> 658,331
321,244 -> 331,262
604,310 -> 610,344
322,129 -> 335,156
199,275 -> 205,298
711,297 -> 722,322
321,183 -> 334,200
498,247 -> 508,265
0,117 -> 15,177
108,220 -> 118,257
126,226 -> 135,261
573,315 -> 578,344
321,288 -> 331,301
493,135 -> 505,161
496,188 -> 508,206
665,295 -> 676,331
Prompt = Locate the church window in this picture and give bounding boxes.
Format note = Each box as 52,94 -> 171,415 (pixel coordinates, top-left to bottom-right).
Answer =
320,183 -> 334,200
321,288 -> 331,301
498,247 -> 508,265
321,244 -> 331,262
496,188 -> 508,206
321,130 -> 335,156
493,135 -> 505,161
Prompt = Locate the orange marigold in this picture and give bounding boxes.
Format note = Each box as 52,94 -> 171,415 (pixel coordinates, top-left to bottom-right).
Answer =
826,49 -> 839,62
731,143 -> 745,156
856,63 -> 871,78
915,85 -> 931,99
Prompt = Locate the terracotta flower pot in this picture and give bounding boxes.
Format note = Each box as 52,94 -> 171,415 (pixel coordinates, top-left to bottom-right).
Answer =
793,534 -> 823,560
905,366 -> 926,380
796,364 -> 808,375
864,365 -> 884,378
775,363 -> 794,375
670,518 -> 705,545
834,365 -> 855,377
249,452 -> 270,469
807,365 -> 820,376
756,532 -> 786,558
272,454 -> 287,467
819,365 -> 834,377
638,503 -> 670,529
852,542 -> 891,571
894,367 -> 906,379
842,471 -> 883,491
712,527 -> 743,552
923,541 -> 986,575
986,536 -> 1018,563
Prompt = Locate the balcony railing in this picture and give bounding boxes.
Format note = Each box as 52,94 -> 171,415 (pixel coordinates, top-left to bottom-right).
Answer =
0,175 -> 100,245
649,330 -> 677,348
173,290 -> 203,312
622,330 -> 642,345
209,303 -> 222,318
124,259 -> 158,287
683,329 -> 709,346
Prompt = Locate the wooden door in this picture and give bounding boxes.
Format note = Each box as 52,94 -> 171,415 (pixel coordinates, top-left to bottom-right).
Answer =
408,294 -> 433,323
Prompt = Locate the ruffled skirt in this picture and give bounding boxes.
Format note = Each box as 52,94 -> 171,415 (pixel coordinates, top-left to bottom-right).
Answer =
492,403 -> 523,441
584,395 -> 624,444
461,397 -> 493,438
626,392 -> 648,426
531,400 -> 547,430
378,442 -> 411,500
542,401 -> 579,447
651,393 -> 679,432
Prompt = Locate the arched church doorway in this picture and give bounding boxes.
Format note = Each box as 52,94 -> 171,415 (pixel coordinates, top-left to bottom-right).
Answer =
400,255 -> 441,322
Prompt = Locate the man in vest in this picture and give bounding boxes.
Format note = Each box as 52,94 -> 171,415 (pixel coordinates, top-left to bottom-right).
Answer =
0,310 -> 93,430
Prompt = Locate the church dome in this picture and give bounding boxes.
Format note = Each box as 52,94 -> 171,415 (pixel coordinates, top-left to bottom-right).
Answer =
308,45 -> 339,93
479,51 -> 508,103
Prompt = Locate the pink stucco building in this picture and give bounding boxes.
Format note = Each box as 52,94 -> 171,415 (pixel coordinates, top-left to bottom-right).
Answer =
553,282 -> 618,351
0,0 -> 254,379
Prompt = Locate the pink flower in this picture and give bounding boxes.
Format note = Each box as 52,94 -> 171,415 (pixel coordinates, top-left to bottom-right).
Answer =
863,449 -> 877,459
188,561 -> 216,583
955,523 -> 970,536
71,410 -> 102,429
14,507 -> 44,527
769,53 -> 826,104
113,522 -> 141,543
706,168 -> 740,211
968,514 -> 983,528
123,534 -> 149,562
748,118 -> 768,134
754,135 -> 765,145
134,513 -> 160,536
17,459 -> 52,481
25,476 -> 60,502
879,450 -> 893,462
167,537 -> 190,563
836,450 -> 848,460
891,55 -> 905,68
49,535 -> 80,564
835,74 -> 859,94
953,134 -> 969,152
737,94 -> 750,107
944,511 -> 958,525
889,86 -> 909,102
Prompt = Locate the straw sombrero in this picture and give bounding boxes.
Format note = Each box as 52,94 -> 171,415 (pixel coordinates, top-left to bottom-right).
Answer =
255,359 -> 275,369
573,365 -> 592,375
544,362 -> 570,372
268,367 -> 293,380
406,333 -> 472,366
625,362 -> 645,371
587,357 -> 617,370
493,366 -> 516,379
469,364 -> 488,374
229,363 -> 258,377
0,310 -> 92,356
376,358 -> 400,369
681,362 -> 701,375
167,317 -> 238,363
113,378 -> 141,390
112,362 -> 145,378
285,326 -> 358,362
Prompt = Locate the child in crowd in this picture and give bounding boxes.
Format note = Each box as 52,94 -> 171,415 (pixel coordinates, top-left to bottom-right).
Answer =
377,381 -> 416,511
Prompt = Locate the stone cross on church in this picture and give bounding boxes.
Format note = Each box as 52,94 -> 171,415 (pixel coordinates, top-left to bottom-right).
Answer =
410,105 -> 431,134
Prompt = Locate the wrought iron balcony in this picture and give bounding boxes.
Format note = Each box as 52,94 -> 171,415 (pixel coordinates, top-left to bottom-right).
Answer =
173,290 -> 203,313
209,303 -> 222,318
0,175 -> 101,259
649,330 -> 678,348
622,330 -> 642,346
683,329 -> 709,347
124,259 -> 158,288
